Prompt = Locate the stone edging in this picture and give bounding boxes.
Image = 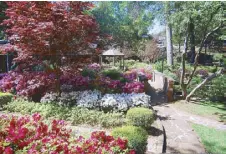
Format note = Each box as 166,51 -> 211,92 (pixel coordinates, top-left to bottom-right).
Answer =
146,111 -> 165,154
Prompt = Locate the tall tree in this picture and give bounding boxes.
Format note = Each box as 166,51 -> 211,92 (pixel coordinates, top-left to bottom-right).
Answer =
2,2 -> 98,94
165,2 -> 173,66
170,1 -> 225,100
91,2 -> 153,57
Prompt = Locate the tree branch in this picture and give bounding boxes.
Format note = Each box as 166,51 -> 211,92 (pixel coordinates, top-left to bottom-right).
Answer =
186,21 -> 224,86
186,68 -> 225,102
198,21 -> 224,53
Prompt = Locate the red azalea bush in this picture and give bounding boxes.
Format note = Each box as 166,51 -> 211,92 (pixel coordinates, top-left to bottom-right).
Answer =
0,113 -> 135,154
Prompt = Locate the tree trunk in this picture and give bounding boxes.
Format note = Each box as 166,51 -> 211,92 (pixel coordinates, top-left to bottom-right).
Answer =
180,52 -> 187,98
165,2 -> 173,66
186,68 -> 225,101
189,17 -> 195,63
180,34 -> 188,98
52,55 -> 61,98
178,42 -> 181,53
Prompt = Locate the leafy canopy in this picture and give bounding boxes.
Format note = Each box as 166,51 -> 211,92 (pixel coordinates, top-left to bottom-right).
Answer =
91,2 -> 153,50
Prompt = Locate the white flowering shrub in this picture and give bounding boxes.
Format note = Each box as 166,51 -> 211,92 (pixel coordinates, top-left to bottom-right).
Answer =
40,92 -> 58,103
41,90 -> 151,111
76,90 -> 101,109
40,91 -> 80,106
100,93 -> 150,111
58,91 -> 80,106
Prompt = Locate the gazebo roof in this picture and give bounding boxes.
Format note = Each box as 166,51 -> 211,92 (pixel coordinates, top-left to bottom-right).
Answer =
102,48 -> 124,56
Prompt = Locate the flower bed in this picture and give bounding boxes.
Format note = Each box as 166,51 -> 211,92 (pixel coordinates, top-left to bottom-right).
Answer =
0,63 -> 152,100
41,90 -> 151,111
0,113 -> 135,154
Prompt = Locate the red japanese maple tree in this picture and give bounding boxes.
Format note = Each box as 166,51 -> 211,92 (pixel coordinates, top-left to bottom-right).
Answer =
2,2 -> 98,95
3,1 -> 98,62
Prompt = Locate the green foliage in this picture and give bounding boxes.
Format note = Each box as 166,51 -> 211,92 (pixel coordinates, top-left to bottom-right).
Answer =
170,1 -> 224,47
4,99 -> 126,128
188,76 -> 202,93
153,60 -> 171,72
102,69 -> 122,80
200,74 -> 226,99
163,70 -> 178,81
115,60 -> 150,70
92,2 -> 153,52
192,124 -> 226,154
130,62 -> 150,70
213,53 -> 224,61
81,68 -> 96,79
0,92 -> 13,107
126,107 -> 155,128
112,126 -> 148,154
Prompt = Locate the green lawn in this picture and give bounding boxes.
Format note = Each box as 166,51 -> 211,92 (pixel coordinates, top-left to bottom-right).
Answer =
192,123 -> 226,154
173,101 -> 226,124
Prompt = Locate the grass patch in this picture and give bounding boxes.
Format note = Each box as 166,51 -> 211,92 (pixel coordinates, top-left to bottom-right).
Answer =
174,101 -> 226,124
192,123 -> 226,154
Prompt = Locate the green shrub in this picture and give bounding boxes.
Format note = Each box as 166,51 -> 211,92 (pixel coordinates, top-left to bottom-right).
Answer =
102,69 -> 122,80
114,60 -> 149,70
81,68 -> 96,79
112,126 -> 148,154
197,74 -> 226,100
3,99 -> 126,128
163,70 -> 178,81
126,107 -> 155,129
0,92 -> 13,107
188,74 -> 226,100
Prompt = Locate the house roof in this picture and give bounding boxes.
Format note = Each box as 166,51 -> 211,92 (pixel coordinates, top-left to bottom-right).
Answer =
102,48 -> 124,56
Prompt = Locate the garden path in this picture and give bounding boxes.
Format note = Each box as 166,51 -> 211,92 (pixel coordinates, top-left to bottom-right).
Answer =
152,104 -> 203,154
153,102 -> 226,153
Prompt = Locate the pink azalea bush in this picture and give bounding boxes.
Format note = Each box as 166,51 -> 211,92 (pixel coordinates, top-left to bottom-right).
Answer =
124,68 -> 152,82
122,82 -> 145,93
87,63 -> 101,72
0,72 -> 55,97
0,113 -> 135,154
0,65 -> 152,98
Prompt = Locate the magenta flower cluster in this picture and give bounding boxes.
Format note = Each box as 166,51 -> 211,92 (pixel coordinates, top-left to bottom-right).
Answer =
0,113 -> 135,154
0,64 -> 152,97
122,82 -> 144,93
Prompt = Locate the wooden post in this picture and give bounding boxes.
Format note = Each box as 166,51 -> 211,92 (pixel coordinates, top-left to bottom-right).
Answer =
113,56 -> 115,66
120,56 -> 122,68
123,56 -> 125,70
6,53 -> 9,72
100,56 -> 103,66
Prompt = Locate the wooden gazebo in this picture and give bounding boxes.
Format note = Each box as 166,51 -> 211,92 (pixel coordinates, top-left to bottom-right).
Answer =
100,48 -> 125,68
